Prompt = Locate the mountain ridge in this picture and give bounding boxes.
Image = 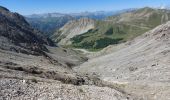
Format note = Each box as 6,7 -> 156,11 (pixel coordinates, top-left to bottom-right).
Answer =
25,9 -> 136,36
52,18 -> 95,45
0,6 -> 54,55
68,7 -> 170,50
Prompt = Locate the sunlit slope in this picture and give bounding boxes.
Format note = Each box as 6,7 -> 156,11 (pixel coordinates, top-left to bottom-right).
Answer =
71,7 -> 170,50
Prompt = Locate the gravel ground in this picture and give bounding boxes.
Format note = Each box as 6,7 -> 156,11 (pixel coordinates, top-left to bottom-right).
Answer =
74,21 -> 170,100
0,78 -> 134,100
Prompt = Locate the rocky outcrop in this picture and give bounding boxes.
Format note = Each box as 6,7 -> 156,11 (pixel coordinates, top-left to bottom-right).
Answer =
0,6 -> 54,55
52,18 -> 95,45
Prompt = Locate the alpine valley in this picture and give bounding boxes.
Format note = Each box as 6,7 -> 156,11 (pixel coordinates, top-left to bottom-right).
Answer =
0,5 -> 170,100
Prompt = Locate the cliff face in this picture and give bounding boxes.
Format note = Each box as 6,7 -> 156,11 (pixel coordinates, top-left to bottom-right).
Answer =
52,18 -> 95,45
0,6 -> 54,55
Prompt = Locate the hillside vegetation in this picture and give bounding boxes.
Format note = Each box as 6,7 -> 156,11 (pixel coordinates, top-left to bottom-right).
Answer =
71,7 -> 170,50
52,18 -> 95,45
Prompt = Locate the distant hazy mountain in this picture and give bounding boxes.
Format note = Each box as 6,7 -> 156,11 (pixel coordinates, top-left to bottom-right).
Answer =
25,9 -> 135,36
26,13 -> 70,18
26,11 -> 118,20
26,15 -> 74,36
55,7 -> 170,50
68,11 -> 117,19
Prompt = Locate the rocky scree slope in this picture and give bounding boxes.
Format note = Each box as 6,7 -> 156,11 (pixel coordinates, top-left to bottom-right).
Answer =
0,5 -> 84,87
52,18 -> 95,45
0,6 -> 92,85
0,6 -> 137,100
75,20 -> 170,81
0,6 -> 54,56
74,21 -> 170,99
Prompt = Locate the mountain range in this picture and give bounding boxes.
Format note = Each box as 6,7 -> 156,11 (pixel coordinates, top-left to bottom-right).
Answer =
54,7 -> 170,51
25,9 -> 135,36
1,5 -> 170,100
0,6 -> 138,100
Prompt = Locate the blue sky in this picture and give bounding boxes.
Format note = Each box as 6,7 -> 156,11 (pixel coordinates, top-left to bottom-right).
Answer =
0,0 -> 170,15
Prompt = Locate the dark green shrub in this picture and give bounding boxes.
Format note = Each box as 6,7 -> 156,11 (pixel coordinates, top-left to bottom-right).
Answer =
31,78 -> 38,83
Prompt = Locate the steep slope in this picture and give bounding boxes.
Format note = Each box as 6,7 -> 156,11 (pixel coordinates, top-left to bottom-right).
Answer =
75,20 -> 170,81
0,6 -> 54,55
71,7 -> 170,50
75,21 -> 170,99
52,18 -> 95,45
0,6 -> 86,85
